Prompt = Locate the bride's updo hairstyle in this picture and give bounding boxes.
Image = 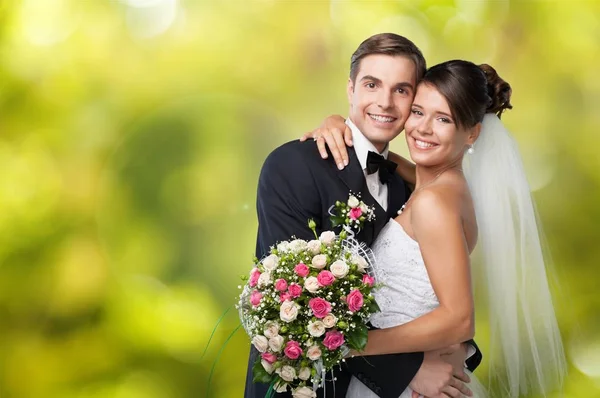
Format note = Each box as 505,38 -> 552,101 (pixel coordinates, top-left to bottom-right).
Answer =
420,60 -> 513,130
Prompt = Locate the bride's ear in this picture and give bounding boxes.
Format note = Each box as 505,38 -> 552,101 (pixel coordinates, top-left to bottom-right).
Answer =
467,122 -> 482,145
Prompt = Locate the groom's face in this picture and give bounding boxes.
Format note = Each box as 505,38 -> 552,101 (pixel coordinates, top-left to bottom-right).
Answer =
347,54 -> 417,151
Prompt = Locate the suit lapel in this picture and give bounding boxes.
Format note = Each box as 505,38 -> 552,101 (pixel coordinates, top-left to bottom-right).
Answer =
386,174 -> 408,219
335,148 -> 378,245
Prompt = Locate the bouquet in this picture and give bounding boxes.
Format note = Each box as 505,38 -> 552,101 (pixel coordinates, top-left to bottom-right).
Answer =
238,193 -> 380,397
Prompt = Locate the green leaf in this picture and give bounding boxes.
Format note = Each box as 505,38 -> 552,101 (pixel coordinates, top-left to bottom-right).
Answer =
252,359 -> 273,384
346,323 -> 369,350
367,300 -> 380,313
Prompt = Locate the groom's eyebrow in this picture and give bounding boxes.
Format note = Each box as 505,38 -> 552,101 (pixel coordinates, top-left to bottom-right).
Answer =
360,76 -> 415,92
360,75 -> 382,84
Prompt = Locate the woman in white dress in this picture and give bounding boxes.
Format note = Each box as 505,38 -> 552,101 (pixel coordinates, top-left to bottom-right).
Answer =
305,61 -> 566,398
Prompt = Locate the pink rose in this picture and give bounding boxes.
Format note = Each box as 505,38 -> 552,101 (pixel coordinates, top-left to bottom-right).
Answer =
249,268 -> 261,287
261,352 -> 277,364
349,207 -> 363,220
362,274 -> 374,286
346,289 -> 364,312
317,270 -> 335,286
309,297 -> 331,319
284,340 -> 303,360
288,283 -> 302,298
294,263 -> 310,277
279,292 -> 292,302
323,330 -> 345,350
250,290 -> 263,307
275,278 -> 288,292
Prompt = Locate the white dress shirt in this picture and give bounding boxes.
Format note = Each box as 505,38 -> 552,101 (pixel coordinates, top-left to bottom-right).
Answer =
345,118 -> 389,211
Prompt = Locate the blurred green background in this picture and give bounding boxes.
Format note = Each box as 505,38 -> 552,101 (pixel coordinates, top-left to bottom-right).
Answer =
1,0 -> 599,397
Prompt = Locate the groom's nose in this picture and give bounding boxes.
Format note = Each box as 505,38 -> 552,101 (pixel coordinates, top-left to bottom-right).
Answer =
376,90 -> 393,110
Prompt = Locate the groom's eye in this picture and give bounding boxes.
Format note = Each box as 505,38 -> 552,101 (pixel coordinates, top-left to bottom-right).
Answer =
365,83 -> 376,89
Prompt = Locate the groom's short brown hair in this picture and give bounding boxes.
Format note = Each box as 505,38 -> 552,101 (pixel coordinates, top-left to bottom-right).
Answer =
350,33 -> 426,83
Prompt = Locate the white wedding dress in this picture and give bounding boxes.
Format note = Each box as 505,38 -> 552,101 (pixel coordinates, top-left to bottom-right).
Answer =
346,219 -> 486,398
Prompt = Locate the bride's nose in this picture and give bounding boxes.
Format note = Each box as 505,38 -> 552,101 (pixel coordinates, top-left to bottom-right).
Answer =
416,118 -> 433,135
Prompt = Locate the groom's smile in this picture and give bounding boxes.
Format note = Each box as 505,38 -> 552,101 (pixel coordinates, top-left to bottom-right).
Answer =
367,113 -> 398,124
347,54 -> 417,153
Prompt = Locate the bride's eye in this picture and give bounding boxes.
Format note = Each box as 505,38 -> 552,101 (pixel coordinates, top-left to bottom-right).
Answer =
438,117 -> 453,124
411,109 -> 423,116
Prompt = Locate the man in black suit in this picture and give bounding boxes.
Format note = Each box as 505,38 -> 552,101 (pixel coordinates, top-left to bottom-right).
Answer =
244,33 -> 481,398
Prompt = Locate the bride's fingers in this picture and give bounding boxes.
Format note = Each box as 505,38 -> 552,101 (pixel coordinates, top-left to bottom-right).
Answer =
453,369 -> 470,383
440,386 -> 462,398
299,132 -> 312,142
343,125 -> 354,147
330,128 -> 349,167
315,136 -> 329,159
443,377 -> 472,398
322,131 -> 345,169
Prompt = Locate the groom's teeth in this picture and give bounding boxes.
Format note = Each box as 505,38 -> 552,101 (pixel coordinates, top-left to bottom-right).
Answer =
415,139 -> 436,149
369,114 -> 395,123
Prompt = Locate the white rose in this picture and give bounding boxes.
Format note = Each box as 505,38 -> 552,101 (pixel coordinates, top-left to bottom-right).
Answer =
307,320 -> 325,337
298,367 -> 311,381
274,381 -> 288,393
322,314 -> 337,328
257,271 -> 272,288
289,239 -> 307,253
293,386 -> 317,398
330,260 -> 349,278
276,241 -> 290,253
251,335 -> 268,353
262,254 -> 279,271
352,254 -> 369,273
304,276 -> 320,293
263,321 -> 280,339
278,365 -> 297,382
307,240 -> 321,255
311,254 -> 327,269
319,231 -> 336,246
360,203 -> 369,214
348,195 -> 360,208
306,345 -> 322,360
261,359 -> 275,374
269,335 -> 284,352
280,300 -> 299,323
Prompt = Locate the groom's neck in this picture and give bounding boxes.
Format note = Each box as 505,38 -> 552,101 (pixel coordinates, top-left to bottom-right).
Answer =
347,117 -> 388,154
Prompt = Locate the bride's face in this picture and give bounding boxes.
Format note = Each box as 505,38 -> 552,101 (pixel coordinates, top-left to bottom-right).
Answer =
404,83 -> 479,168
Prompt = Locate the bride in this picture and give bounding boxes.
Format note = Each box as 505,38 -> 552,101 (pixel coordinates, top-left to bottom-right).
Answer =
304,60 -> 566,397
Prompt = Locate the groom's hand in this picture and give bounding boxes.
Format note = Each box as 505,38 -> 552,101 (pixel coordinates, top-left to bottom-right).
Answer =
409,346 -> 472,398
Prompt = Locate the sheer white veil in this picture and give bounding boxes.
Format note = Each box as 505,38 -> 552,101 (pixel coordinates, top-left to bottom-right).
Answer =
463,114 -> 566,397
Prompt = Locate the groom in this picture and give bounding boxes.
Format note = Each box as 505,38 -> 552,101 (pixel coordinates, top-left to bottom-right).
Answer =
245,33 -> 481,398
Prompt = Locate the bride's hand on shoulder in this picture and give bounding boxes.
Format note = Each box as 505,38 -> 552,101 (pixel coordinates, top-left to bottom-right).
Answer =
299,114 -> 352,170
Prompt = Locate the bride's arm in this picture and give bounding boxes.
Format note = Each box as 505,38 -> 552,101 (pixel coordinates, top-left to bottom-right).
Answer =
355,188 -> 475,356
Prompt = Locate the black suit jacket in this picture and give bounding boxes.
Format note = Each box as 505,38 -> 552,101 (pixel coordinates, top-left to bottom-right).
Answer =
244,140 -> 481,398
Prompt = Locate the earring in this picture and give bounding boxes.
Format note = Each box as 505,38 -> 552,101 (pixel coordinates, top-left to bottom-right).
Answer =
467,145 -> 475,155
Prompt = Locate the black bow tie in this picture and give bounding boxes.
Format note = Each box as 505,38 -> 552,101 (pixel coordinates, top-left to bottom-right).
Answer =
366,151 -> 397,184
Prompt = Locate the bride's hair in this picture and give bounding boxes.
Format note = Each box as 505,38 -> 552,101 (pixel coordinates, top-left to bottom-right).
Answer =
479,63 -> 513,117
418,60 -> 513,130
422,60 -> 566,397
